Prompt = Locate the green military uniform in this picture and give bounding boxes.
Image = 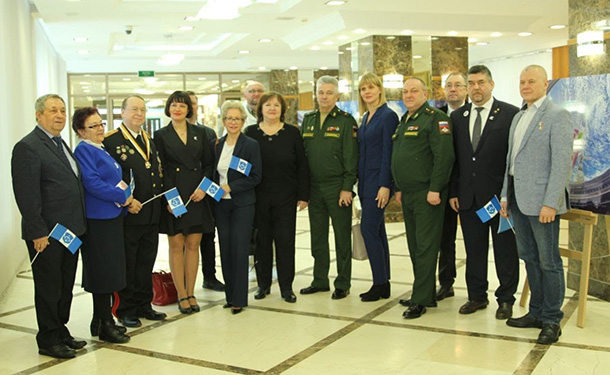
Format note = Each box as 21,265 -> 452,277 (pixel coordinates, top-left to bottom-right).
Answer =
302,106 -> 358,290
391,102 -> 454,306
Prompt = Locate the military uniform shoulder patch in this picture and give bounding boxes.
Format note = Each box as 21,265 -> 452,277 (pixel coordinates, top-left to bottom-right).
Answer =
104,129 -> 119,138
304,110 -> 317,117
438,121 -> 451,134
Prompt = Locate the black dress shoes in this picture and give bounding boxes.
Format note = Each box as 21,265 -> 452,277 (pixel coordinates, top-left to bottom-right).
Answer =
495,302 -> 513,320
399,299 -> 437,308
458,300 -> 489,314
435,285 -> 455,301
99,319 -> 130,344
62,337 -> 87,350
139,309 -> 167,320
203,278 -> 225,292
90,317 -> 127,336
38,344 -> 76,359
331,289 -> 350,300
506,314 -> 543,328
360,283 -> 391,302
281,291 -> 297,303
119,316 -> 142,327
403,304 -> 427,319
223,302 -> 233,308
254,287 -> 271,300
537,323 -> 561,344
299,286 -> 330,295
231,307 -> 244,315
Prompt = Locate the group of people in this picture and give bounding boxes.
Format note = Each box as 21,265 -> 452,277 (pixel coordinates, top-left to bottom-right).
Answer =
11,64 -> 573,359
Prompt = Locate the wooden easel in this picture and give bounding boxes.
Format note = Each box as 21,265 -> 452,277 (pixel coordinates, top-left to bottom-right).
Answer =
519,208 -> 598,328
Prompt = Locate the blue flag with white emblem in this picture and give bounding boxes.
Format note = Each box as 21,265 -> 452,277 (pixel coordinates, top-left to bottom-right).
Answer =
164,187 -> 188,217
49,224 -> 82,254
198,177 -> 225,202
498,216 -> 515,234
229,155 -> 252,176
476,196 -> 502,223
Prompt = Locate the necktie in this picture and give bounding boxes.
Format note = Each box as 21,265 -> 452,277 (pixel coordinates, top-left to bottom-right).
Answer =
472,107 -> 484,150
52,136 -> 69,163
136,134 -> 146,149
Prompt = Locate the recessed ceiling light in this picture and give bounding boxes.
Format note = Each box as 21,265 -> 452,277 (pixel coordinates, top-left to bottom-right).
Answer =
322,41 -> 334,45
259,38 -> 273,43
326,0 -> 345,5
77,50 -> 89,55
310,45 -> 320,50
337,35 -> 349,40
518,32 -> 533,36
320,66 -> 328,70
73,37 -> 88,42
198,77 -> 207,80
490,32 -> 502,37
476,41 -> 489,46
239,50 -> 250,54
468,37 -> 478,43
184,16 -> 199,21
401,30 -> 413,35
354,29 -> 366,34
413,55 -> 422,59
179,26 -> 194,31
258,66 -> 266,70
549,24 -> 566,29
289,66 -> 298,70
447,31 -> 458,36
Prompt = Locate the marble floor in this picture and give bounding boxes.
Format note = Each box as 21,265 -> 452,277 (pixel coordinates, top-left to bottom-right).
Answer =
1,210 -> 609,375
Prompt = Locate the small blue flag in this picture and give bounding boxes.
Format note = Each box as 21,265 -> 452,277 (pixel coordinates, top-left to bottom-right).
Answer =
198,177 -> 225,202
476,196 -> 502,223
129,170 -> 135,195
164,187 -> 188,217
229,155 -> 252,176
49,224 -> 82,254
498,216 -> 515,234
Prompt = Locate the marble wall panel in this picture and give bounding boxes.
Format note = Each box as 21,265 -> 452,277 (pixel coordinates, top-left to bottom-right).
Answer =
431,36 -> 468,101
568,0 -> 610,77
270,69 -> 298,124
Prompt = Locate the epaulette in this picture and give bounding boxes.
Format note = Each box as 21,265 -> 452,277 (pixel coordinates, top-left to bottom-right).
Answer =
424,107 -> 436,115
104,129 -> 119,138
304,110 -> 318,117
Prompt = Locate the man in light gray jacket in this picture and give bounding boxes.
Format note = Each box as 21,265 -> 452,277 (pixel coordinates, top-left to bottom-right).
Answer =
500,65 -> 573,345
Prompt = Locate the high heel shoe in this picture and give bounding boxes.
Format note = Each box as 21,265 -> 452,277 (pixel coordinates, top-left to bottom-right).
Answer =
254,287 -> 270,300
187,296 -> 200,312
90,317 -> 127,336
99,319 -> 130,343
178,297 -> 192,314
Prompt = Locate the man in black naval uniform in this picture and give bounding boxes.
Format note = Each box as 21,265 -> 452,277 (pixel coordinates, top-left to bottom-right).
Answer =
300,75 -> 358,300
392,78 -> 455,319
103,95 -> 166,327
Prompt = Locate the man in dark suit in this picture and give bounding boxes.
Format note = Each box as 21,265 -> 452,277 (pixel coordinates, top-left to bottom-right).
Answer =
103,95 -> 166,327
449,65 -> 520,319
436,72 -> 468,301
501,65 -> 573,345
187,91 -> 224,292
11,94 -> 87,358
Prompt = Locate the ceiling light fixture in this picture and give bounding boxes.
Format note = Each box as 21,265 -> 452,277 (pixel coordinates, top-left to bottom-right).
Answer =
289,66 -> 298,70
323,41 -> 334,45
490,32 -> 502,37
73,37 -> 88,42
401,30 -> 413,35
259,38 -> 273,43
354,29 -> 366,34
468,37 -> 478,42
239,50 -> 250,54
310,45 -> 321,50
549,24 -> 566,29
326,1 -> 346,5
476,41 -> 489,46
413,55 -> 422,59
337,35 -> 349,40
320,66 -> 328,70
518,32 -> 533,36
447,31 -> 458,36
577,30 -> 606,57
258,66 -> 266,70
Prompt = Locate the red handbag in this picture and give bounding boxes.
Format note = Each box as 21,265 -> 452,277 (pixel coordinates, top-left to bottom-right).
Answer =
152,270 -> 177,306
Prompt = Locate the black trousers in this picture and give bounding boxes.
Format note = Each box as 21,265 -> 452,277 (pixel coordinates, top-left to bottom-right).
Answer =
216,199 -> 255,308
27,240 -> 78,348
438,203 -> 458,287
254,193 -> 297,293
116,223 -> 159,318
200,231 -> 217,280
459,206 -> 519,304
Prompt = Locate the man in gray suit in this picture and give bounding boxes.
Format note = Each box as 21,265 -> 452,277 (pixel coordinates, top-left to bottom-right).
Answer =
500,65 -> 573,345
11,94 -> 87,358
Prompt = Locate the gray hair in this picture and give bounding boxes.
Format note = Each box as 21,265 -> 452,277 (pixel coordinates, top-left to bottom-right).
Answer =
316,75 -> 339,93
121,95 -> 145,109
521,65 -> 548,81
220,100 -> 248,119
35,94 -> 64,113
445,72 -> 467,85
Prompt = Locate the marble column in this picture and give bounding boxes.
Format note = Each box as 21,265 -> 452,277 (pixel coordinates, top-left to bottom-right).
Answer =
567,0 -> 610,300
430,36 -> 469,102
270,69 -> 299,125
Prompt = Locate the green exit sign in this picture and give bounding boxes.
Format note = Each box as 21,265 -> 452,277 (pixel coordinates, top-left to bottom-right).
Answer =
138,70 -> 155,77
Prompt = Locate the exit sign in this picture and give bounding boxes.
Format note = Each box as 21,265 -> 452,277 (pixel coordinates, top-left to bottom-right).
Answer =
138,71 -> 155,77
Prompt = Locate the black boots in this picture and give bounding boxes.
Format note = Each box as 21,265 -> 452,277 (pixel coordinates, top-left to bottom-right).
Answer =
90,317 -> 127,336
360,282 -> 391,302
91,318 -> 130,343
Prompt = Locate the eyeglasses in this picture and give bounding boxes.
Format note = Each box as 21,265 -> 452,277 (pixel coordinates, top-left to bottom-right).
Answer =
86,122 -> 106,130
246,89 -> 264,94
445,83 -> 465,89
223,117 -> 244,123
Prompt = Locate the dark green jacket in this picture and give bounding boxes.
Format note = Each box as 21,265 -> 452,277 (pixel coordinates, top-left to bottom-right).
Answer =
301,106 -> 358,191
391,102 -> 454,193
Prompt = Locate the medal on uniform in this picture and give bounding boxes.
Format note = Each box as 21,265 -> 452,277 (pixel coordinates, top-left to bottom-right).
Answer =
120,124 -> 152,168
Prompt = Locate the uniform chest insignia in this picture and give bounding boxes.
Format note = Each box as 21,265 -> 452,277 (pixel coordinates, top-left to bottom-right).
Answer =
194,136 -> 198,141
392,133 -> 398,140
438,121 -> 451,134
129,149 -> 135,154
493,107 -> 500,114
326,126 -> 340,132
413,113 -> 419,119
463,110 -> 469,117
120,154 -> 128,161
324,133 -> 340,138
407,125 -> 419,131
489,116 -> 495,121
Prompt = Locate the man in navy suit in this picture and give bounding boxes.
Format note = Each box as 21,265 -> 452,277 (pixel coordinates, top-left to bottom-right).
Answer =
501,65 -> 573,345
11,94 -> 87,358
449,65 -> 520,319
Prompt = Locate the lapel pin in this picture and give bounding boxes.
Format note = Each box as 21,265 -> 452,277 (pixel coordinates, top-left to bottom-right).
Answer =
538,121 -> 544,130
463,110 -> 469,117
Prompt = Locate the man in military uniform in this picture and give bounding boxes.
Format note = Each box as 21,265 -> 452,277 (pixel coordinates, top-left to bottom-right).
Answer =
103,95 -> 166,327
300,75 -> 358,300
392,77 -> 455,319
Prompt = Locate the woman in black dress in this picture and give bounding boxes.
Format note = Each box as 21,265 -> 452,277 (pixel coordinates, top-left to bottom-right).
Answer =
153,91 -> 214,314
245,92 -> 310,303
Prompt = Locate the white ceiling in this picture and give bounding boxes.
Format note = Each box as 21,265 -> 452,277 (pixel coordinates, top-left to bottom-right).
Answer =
32,0 -> 570,74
